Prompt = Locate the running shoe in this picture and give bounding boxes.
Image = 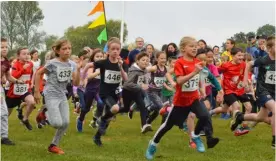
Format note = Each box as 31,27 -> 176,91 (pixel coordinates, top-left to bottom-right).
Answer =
76,117 -> 83,132
48,145 -> 64,154
145,140 -> 157,160
192,136 -> 205,152
141,124 -> 153,134
93,136 -> 102,147
230,111 -> 243,131
207,137 -> 220,148
128,110 -> 133,119
17,106 -> 23,121
189,140 -> 196,149
1,138 -> 15,145
21,119 -> 32,131
234,127 -> 249,136
89,120 -> 98,128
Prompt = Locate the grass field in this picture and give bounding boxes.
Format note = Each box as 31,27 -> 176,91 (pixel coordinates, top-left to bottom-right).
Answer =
2,104 -> 275,161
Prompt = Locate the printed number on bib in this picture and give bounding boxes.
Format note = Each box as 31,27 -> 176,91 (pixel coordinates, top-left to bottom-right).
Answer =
104,70 -> 121,84
137,76 -> 145,85
57,67 -> 72,82
13,84 -> 28,95
154,77 -> 166,88
205,78 -> 211,86
265,71 -> 276,84
182,74 -> 199,92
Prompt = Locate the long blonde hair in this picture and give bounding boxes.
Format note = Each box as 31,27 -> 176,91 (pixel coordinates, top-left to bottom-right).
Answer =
179,36 -> 196,52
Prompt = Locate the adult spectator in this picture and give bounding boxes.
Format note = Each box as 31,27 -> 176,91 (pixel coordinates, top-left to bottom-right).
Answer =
246,36 -> 258,59
128,37 -> 145,66
213,45 -> 221,63
221,39 -> 235,61
161,44 -> 167,52
165,43 -> 178,58
255,35 -> 268,58
198,39 -> 207,49
30,49 -> 41,74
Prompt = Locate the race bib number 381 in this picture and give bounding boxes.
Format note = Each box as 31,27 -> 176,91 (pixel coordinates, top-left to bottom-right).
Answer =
14,84 -> 29,95
265,71 -> 276,84
57,67 -> 72,82
104,70 -> 121,84
182,74 -> 200,92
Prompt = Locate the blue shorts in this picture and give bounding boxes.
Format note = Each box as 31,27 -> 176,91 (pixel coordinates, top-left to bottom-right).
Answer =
256,94 -> 275,108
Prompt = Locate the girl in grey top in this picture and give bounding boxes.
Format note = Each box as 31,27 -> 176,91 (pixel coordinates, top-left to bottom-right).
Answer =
34,40 -> 81,154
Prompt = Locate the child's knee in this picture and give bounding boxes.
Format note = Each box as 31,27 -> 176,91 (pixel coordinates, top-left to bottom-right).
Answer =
111,104 -> 120,114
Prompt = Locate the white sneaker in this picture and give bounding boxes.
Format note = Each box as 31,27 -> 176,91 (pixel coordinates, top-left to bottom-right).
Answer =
141,124 -> 153,134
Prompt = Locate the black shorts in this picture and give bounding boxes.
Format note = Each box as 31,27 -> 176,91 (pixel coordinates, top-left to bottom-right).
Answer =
102,94 -> 118,110
6,92 -> 31,108
223,93 -> 250,106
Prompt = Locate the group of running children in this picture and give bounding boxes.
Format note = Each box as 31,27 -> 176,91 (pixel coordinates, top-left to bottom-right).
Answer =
0,35 -> 275,160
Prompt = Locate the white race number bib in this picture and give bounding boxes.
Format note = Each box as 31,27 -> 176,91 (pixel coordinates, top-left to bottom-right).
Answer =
265,71 -> 276,84
154,77 -> 166,88
57,67 -> 72,82
137,75 -> 145,85
104,70 -> 121,84
205,77 -> 211,86
182,74 -> 200,92
13,84 -> 29,95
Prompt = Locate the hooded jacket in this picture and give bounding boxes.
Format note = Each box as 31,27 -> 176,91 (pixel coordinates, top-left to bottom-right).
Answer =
123,63 -> 148,92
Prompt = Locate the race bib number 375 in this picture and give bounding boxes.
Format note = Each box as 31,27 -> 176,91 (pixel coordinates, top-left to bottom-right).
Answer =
104,70 -> 121,84
265,71 -> 276,84
57,67 -> 72,82
13,84 -> 28,95
182,74 -> 200,92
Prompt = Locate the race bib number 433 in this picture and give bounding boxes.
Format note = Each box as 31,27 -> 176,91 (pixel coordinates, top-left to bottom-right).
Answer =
13,84 -> 28,95
104,70 -> 121,84
265,71 -> 276,84
57,67 -> 72,82
182,74 -> 199,92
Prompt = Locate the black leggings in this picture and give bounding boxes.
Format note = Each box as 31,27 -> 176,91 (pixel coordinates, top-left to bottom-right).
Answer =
120,89 -> 148,127
153,99 -> 213,143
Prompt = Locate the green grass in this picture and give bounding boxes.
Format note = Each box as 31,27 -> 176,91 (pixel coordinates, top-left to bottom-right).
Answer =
2,105 -> 275,161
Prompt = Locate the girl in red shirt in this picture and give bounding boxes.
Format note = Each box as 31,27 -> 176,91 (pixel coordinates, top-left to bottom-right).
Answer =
145,37 -> 219,160
6,47 -> 36,130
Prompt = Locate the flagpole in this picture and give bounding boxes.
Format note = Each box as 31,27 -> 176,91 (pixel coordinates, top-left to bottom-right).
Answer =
102,1 -> 108,39
120,1 -> 125,47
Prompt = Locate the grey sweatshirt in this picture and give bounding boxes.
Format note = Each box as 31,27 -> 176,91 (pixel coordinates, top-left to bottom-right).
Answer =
123,63 -> 148,92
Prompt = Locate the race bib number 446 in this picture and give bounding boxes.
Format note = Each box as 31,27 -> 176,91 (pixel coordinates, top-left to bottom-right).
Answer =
182,74 -> 200,92
104,70 -> 121,84
13,84 -> 28,95
265,71 -> 276,84
57,67 -> 72,82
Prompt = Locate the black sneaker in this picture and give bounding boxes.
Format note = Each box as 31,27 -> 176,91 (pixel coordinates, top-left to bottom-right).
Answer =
1,138 -> 15,145
21,119 -> 33,130
272,141 -> 275,149
17,108 -> 23,121
37,123 -> 43,129
97,118 -> 107,135
207,137 -> 220,148
128,110 -> 133,119
230,112 -> 243,131
93,136 -> 102,147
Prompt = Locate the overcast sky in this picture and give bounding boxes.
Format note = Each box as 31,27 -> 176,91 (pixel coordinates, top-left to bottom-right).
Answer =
38,1 -> 275,50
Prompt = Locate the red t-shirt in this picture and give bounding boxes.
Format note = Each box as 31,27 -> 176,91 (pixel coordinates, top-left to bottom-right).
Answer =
218,61 -> 246,96
7,60 -> 33,98
173,58 -> 201,107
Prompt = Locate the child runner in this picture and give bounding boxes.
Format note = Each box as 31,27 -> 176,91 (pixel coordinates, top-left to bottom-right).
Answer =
1,38 -> 24,145
209,48 -> 253,136
120,52 -> 151,133
77,49 -> 104,132
86,37 -> 128,146
145,37 -> 219,160
231,36 -> 275,148
34,39 -> 81,154
6,47 -> 36,130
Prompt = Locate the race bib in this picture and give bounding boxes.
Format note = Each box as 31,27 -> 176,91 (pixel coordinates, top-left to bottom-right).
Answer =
265,71 -> 276,84
104,70 -> 121,84
13,84 -> 28,95
20,74 -> 31,81
182,74 -> 199,92
154,77 -> 166,88
137,75 -> 145,85
205,77 -> 211,86
57,67 -> 72,82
